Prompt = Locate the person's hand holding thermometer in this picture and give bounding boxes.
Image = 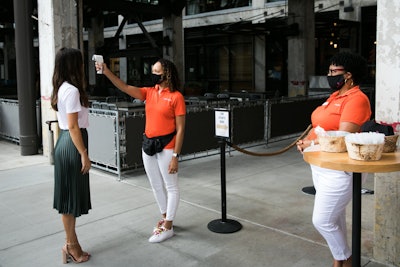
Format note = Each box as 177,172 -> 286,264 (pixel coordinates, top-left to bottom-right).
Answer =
92,54 -> 104,74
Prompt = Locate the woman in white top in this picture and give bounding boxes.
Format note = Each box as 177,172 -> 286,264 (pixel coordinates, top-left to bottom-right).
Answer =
51,47 -> 91,264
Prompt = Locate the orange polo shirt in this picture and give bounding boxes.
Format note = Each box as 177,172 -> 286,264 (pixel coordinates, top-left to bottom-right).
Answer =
140,85 -> 186,149
308,86 -> 371,140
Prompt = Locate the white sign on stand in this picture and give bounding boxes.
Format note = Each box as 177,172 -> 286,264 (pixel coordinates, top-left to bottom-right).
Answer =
215,109 -> 230,138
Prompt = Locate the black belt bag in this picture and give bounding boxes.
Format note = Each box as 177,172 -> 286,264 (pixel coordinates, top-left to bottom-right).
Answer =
142,131 -> 176,156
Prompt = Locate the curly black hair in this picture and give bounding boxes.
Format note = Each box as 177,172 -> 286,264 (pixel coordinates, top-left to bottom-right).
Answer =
157,58 -> 181,92
329,52 -> 368,86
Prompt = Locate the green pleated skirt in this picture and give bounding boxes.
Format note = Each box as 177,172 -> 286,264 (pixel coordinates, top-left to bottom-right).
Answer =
53,129 -> 91,217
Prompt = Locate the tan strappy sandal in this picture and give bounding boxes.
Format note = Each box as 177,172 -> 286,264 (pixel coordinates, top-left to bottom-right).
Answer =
62,243 -> 90,264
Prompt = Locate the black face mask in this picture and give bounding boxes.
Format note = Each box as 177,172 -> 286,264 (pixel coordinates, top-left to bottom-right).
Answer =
151,73 -> 163,85
327,75 -> 345,90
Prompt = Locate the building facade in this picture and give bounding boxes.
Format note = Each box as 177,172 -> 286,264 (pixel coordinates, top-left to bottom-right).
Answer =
84,0 -> 377,99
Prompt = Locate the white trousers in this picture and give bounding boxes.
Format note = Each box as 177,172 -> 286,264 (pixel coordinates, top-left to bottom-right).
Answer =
311,164 -> 352,260
142,149 -> 179,221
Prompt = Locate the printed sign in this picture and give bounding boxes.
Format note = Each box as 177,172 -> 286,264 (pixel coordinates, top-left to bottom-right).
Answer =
215,109 -> 230,138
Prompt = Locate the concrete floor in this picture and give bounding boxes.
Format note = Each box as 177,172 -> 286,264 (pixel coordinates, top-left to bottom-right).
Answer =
0,139 -> 392,267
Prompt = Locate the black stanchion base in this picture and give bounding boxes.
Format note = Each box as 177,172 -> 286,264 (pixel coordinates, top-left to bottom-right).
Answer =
301,186 -> 316,195
207,219 -> 242,233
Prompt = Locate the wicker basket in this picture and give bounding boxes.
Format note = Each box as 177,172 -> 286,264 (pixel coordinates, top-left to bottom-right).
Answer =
383,135 -> 399,153
345,133 -> 385,161
318,131 -> 349,152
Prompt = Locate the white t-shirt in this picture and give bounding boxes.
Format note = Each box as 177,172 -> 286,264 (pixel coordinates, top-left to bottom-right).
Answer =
57,82 -> 89,130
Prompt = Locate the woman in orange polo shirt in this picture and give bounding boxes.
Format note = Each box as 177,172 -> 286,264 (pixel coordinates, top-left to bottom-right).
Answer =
97,58 -> 186,243
297,52 -> 371,267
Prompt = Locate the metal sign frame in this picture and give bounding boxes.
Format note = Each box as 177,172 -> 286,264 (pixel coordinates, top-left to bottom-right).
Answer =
214,108 -> 230,139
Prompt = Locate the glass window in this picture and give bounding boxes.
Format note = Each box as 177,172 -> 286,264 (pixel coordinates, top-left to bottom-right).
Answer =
186,0 -> 251,16
185,34 -> 253,94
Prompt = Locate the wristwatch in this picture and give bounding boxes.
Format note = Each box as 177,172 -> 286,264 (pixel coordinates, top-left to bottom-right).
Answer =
172,152 -> 179,158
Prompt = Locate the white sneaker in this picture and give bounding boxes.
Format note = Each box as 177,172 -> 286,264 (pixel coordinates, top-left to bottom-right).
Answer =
148,226 -> 174,243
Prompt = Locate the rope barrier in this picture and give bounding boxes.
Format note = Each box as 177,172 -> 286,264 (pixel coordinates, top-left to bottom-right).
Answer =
226,124 -> 313,157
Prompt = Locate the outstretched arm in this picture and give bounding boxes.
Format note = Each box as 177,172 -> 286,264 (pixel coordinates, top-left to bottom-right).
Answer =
96,62 -> 144,100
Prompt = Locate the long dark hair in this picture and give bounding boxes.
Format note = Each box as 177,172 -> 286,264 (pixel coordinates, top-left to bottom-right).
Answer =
158,58 -> 181,92
329,52 -> 368,86
51,47 -> 89,111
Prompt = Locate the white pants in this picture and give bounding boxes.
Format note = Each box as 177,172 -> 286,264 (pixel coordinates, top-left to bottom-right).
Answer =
142,149 -> 179,221
311,164 -> 352,260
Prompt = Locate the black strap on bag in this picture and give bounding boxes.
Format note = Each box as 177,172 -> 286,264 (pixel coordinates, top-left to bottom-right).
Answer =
142,131 -> 176,156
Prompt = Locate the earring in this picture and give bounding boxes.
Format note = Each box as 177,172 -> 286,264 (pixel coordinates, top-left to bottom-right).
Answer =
344,78 -> 348,83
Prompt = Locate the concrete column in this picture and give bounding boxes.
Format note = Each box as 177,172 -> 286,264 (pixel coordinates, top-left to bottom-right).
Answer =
77,0 -> 84,51
13,0 -> 38,155
287,0 -> 315,97
118,15 -> 127,83
88,16 -> 104,87
163,13 -> 185,88
374,1 -> 400,266
253,0 -> 265,92
254,36 -> 266,92
37,0 -> 79,157
60,2 -> 79,49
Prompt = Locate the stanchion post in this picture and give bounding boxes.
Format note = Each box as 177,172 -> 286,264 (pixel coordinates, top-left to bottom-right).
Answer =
220,139 -> 227,222
207,109 -> 242,233
46,120 -> 58,165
